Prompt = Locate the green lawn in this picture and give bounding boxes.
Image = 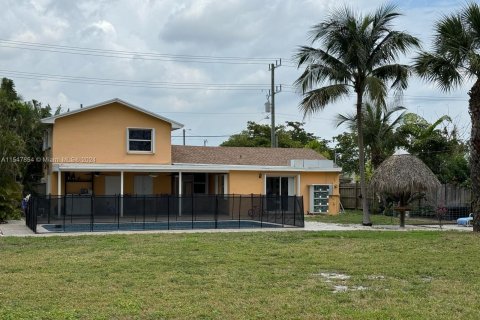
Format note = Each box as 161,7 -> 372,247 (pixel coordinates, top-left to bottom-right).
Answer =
1,231 -> 479,319
305,210 -> 441,225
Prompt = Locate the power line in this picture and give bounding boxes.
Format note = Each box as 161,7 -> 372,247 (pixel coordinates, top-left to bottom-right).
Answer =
0,39 -> 283,65
1,68 -> 294,92
0,69 -> 271,91
162,111 -> 267,115
283,87 -> 468,101
0,39 -> 278,60
0,69 -> 269,86
2,69 -> 469,101
172,135 -> 233,138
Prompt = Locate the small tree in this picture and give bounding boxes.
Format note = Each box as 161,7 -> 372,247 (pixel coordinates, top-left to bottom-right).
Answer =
336,102 -> 406,169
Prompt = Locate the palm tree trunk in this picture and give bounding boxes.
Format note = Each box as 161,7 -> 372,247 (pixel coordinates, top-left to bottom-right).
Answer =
356,93 -> 372,226
469,79 -> 480,232
371,146 -> 384,170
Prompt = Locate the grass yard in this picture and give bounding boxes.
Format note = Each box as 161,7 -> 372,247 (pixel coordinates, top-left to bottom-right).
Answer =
1,231 -> 479,319
305,210 -> 440,225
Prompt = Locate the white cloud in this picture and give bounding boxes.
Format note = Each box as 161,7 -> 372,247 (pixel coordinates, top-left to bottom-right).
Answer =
0,0 -> 473,145
82,20 -> 117,39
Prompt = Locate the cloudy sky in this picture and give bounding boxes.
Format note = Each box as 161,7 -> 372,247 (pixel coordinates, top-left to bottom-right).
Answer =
0,0 -> 472,146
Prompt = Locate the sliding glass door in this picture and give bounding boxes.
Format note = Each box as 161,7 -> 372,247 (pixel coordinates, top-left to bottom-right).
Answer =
266,176 -> 294,211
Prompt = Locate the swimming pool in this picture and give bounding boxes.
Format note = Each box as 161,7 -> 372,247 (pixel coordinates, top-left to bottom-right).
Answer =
39,219 -> 285,233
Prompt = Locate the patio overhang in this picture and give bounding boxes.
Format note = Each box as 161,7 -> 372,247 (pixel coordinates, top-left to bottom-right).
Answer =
52,163 -> 342,173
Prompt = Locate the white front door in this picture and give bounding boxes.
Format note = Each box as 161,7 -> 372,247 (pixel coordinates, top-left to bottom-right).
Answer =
134,176 -> 153,195
105,176 -> 121,195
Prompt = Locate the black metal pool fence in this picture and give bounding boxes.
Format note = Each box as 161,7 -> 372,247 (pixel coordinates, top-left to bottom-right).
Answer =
25,194 -> 305,233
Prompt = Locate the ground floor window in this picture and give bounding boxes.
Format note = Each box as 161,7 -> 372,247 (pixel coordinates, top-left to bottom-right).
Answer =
173,173 -> 208,195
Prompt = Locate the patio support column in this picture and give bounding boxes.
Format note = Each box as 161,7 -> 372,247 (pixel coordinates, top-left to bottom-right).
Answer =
57,170 -> 62,217
224,174 -> 228,194
178,171 -> 182,216
263,174 -> 266,194
297,174 -> 301,196
120,171 -> 124,217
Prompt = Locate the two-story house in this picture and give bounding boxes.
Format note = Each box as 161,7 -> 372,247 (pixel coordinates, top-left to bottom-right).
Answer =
41,98 -> 341,215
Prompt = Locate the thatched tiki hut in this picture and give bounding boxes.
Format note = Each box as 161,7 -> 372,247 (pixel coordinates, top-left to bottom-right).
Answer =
371,154 -> 441,227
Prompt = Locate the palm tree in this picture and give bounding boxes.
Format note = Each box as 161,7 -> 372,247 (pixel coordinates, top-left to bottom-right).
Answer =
336,102 -> 407,169
294,4 -> 419,225
414,2 -> 480,232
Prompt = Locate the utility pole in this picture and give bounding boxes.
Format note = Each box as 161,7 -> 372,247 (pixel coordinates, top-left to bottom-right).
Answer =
183,129 -> 186,146
269,60 -> 282,148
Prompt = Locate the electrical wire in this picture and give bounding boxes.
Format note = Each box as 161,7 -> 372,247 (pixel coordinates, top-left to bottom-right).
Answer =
0,69 -> 271,91
283,86 -> 468,101
0,40 -> 470,100
0,39 -> 282,65
172,135 -> 233,138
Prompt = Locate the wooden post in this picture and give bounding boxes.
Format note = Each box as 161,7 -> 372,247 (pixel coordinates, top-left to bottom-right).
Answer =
355,181 -> 359,210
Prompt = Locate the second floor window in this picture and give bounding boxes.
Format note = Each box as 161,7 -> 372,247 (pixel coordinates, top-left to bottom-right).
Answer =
128,128 -> 154,152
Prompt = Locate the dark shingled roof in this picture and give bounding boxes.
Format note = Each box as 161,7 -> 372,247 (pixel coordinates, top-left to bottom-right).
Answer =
172,145 -> 326,166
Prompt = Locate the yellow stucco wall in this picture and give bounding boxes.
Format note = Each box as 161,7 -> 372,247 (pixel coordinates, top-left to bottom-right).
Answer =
51,172 -> 60,195
51,102 -> 172,164
227,170 -> 340,214
228,171 -> 264,195
154,173 -> 171,194
299,172 -> 340,215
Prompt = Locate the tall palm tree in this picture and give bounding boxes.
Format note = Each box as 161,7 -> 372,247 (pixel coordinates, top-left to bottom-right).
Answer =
336,102 -> 407,169
414,2 -> 480,232
294,4 -> 419,225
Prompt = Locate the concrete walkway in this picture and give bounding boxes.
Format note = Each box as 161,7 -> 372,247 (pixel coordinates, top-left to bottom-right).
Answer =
303,221 -> 472,232
0,219 -> 473,237
0,219 -> 35,236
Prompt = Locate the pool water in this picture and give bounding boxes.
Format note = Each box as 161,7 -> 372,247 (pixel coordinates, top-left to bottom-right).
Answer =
40,220 -> 284,233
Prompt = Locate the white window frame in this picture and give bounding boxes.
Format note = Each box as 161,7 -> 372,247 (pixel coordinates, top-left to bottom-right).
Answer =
126,127 -> 155,154
42,128 -> 52,151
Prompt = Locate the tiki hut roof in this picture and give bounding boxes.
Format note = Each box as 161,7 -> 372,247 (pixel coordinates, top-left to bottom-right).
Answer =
370,154 -> 441,195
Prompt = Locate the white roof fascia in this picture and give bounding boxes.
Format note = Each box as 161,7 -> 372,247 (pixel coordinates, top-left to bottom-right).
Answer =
172,163 -> 341,172
41,98 -> 184,130
52,163 -> 342,173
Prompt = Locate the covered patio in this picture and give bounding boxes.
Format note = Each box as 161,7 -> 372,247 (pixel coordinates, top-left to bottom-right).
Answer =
26,193 -> 305,233
25,163 -> 306,233
49,163 -> 229,198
